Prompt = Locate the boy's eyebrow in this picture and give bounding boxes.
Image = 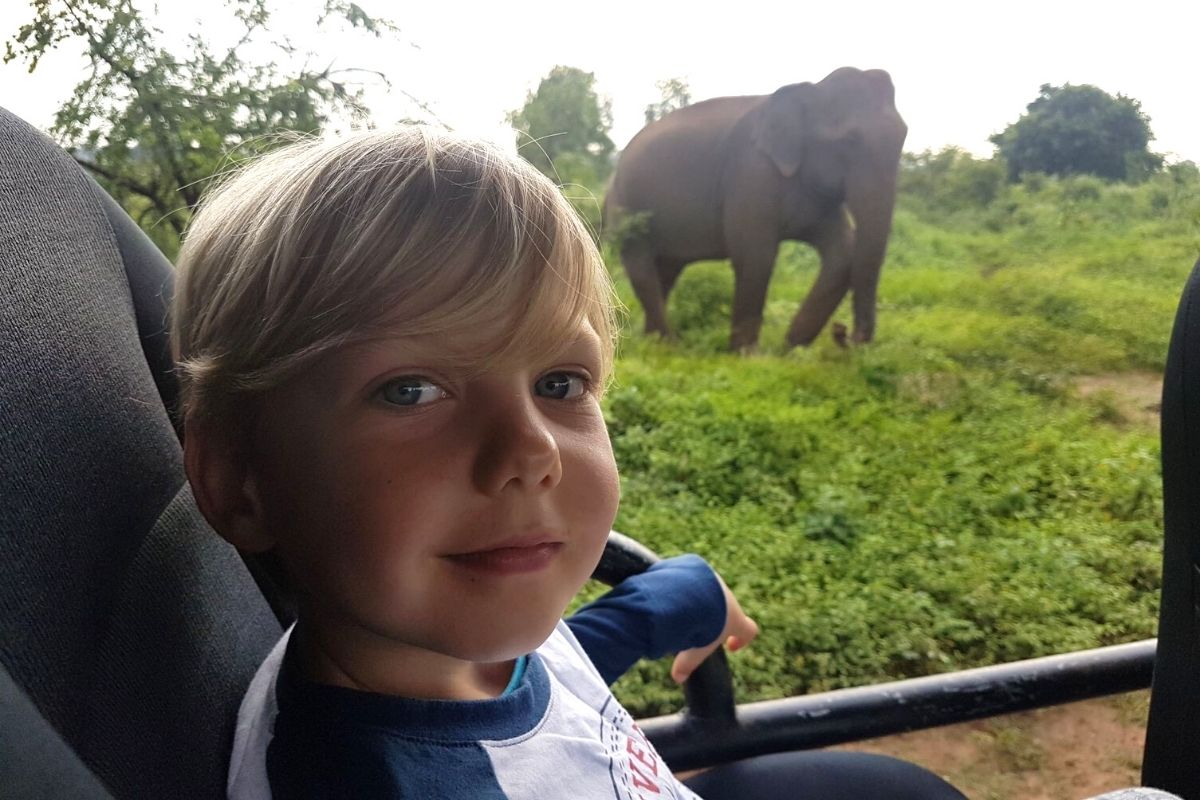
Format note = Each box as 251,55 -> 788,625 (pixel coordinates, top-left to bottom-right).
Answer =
556,329 -> 603,362
339,325 -> 604,379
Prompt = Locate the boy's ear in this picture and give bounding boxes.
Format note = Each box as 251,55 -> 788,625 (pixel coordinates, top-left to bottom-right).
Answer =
184,420 -> 275,553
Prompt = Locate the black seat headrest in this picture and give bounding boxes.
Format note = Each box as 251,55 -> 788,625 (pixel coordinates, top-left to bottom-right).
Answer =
0,106 -> 280,798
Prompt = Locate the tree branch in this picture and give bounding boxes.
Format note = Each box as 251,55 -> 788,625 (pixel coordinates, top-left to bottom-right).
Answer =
61,0 -> 200,207
73,155 -> 157,200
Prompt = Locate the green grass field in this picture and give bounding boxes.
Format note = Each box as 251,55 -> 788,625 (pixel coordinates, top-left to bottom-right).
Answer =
590,163 -> 1200,717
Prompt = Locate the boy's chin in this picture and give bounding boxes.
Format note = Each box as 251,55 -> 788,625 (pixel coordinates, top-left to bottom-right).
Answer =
446,614 -> 562,664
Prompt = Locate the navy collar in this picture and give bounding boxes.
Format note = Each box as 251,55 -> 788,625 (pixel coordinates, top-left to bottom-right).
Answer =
274,632 -> 551,743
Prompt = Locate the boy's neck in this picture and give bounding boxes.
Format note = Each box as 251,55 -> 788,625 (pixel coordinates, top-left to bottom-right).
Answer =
293,615 -> 516,701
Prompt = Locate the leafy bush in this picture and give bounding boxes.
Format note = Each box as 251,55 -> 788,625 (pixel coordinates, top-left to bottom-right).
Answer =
900,148 -> 1007,215
898,147 -> 1200,246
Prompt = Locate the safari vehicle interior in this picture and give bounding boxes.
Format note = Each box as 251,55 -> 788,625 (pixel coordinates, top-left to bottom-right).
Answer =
1,103 -> 1197,798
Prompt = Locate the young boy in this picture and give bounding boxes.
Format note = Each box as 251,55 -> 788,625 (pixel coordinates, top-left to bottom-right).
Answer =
172,127 -> 757,799
172,126 -> 967,800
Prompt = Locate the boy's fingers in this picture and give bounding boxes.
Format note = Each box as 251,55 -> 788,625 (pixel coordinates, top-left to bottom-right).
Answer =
724,619 -> 758,652
720,584 -> 759,644
733,614 -> 760,645
671,626 -> 758,683
670,643 -> 716,684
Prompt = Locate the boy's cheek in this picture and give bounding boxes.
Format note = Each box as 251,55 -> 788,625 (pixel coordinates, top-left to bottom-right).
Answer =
587,446 -> 621,523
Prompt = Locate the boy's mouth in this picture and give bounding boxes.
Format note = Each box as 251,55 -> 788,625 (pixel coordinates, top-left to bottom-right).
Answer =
443,539 -> 564,575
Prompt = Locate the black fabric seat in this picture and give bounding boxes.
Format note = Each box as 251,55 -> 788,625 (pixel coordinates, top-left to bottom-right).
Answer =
0,106 -> 280,798
1142,257 -> 1200,799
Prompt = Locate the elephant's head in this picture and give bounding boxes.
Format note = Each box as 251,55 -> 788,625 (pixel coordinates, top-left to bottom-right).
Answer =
754,68 -> 908,344
753,68 -> 902,182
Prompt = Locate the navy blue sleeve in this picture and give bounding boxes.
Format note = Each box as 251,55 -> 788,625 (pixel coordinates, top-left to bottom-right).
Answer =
566,554 -> 726,685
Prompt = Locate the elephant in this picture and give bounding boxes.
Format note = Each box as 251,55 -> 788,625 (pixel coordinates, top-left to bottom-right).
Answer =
605,67 -> 907,351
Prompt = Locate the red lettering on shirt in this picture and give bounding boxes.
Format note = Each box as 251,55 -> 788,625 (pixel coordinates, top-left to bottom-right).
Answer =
628,758 -> 661,794
626,734 -> 660,777
626,732 -> 662,795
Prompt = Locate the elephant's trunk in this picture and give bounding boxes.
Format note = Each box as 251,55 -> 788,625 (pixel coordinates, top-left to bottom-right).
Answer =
845,129 -> 905,344
840,110 -> 902,345
786,122 -> 906,349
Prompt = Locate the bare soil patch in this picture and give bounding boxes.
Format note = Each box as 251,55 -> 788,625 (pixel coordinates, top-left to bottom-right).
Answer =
833,692 -> 1149,800
1075,373 -> 1162,429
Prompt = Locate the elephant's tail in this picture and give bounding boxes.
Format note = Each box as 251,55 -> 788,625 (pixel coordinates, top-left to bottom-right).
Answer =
600,178 -> 622,245
600,176 -> 617,233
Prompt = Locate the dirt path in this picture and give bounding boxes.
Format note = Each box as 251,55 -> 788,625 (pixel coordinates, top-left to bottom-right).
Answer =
833,693 -> 1149,799
1075,372 -> 1163,429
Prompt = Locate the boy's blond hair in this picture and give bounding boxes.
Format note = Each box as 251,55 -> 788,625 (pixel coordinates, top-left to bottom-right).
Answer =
171,126 -> 617,426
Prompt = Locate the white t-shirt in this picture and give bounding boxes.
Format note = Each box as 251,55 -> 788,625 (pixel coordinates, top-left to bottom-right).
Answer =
228,621 -> 701,800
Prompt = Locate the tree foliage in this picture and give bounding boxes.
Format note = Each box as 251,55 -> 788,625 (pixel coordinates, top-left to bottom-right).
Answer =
508,65 -> 614,184
5,0 -> 401,257
990,83 -> 1162,182
643,76 -> 691,125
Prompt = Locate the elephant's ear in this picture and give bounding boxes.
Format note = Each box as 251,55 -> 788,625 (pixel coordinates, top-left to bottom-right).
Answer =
753,83 -> 811,178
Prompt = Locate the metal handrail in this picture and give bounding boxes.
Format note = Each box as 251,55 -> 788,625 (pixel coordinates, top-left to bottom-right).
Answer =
641,638 -> 1156,772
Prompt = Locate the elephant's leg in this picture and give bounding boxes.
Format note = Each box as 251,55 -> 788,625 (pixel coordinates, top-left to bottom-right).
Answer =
786,208 -> 854,348
851,265 -> 882,344
656,257 -> 688,297
623,242 -> 671,338
728,239 -> 780,353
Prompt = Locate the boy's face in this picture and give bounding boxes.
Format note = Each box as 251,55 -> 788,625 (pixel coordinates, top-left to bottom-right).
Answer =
243,320 -> 619,664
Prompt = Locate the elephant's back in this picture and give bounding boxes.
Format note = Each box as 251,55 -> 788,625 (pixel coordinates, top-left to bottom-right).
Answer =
610,95 -> 765,255
615,95 -> 763,194
627,94 -> 763,148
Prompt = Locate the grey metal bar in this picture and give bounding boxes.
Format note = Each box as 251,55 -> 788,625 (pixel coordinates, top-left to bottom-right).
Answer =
640,638 -> 1157,772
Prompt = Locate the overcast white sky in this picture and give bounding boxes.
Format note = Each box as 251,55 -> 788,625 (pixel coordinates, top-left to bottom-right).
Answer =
3,0 -> 1198,162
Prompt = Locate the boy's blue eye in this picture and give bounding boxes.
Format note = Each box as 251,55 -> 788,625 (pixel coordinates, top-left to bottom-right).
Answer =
380,377 -> 445,407
534,372 -> 586,400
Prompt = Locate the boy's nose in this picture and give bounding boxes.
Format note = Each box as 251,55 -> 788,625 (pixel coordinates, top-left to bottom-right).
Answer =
472,396 -> 563,496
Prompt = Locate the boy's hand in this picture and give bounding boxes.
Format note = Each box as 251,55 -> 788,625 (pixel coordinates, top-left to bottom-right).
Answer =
669,574 -> 759,684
